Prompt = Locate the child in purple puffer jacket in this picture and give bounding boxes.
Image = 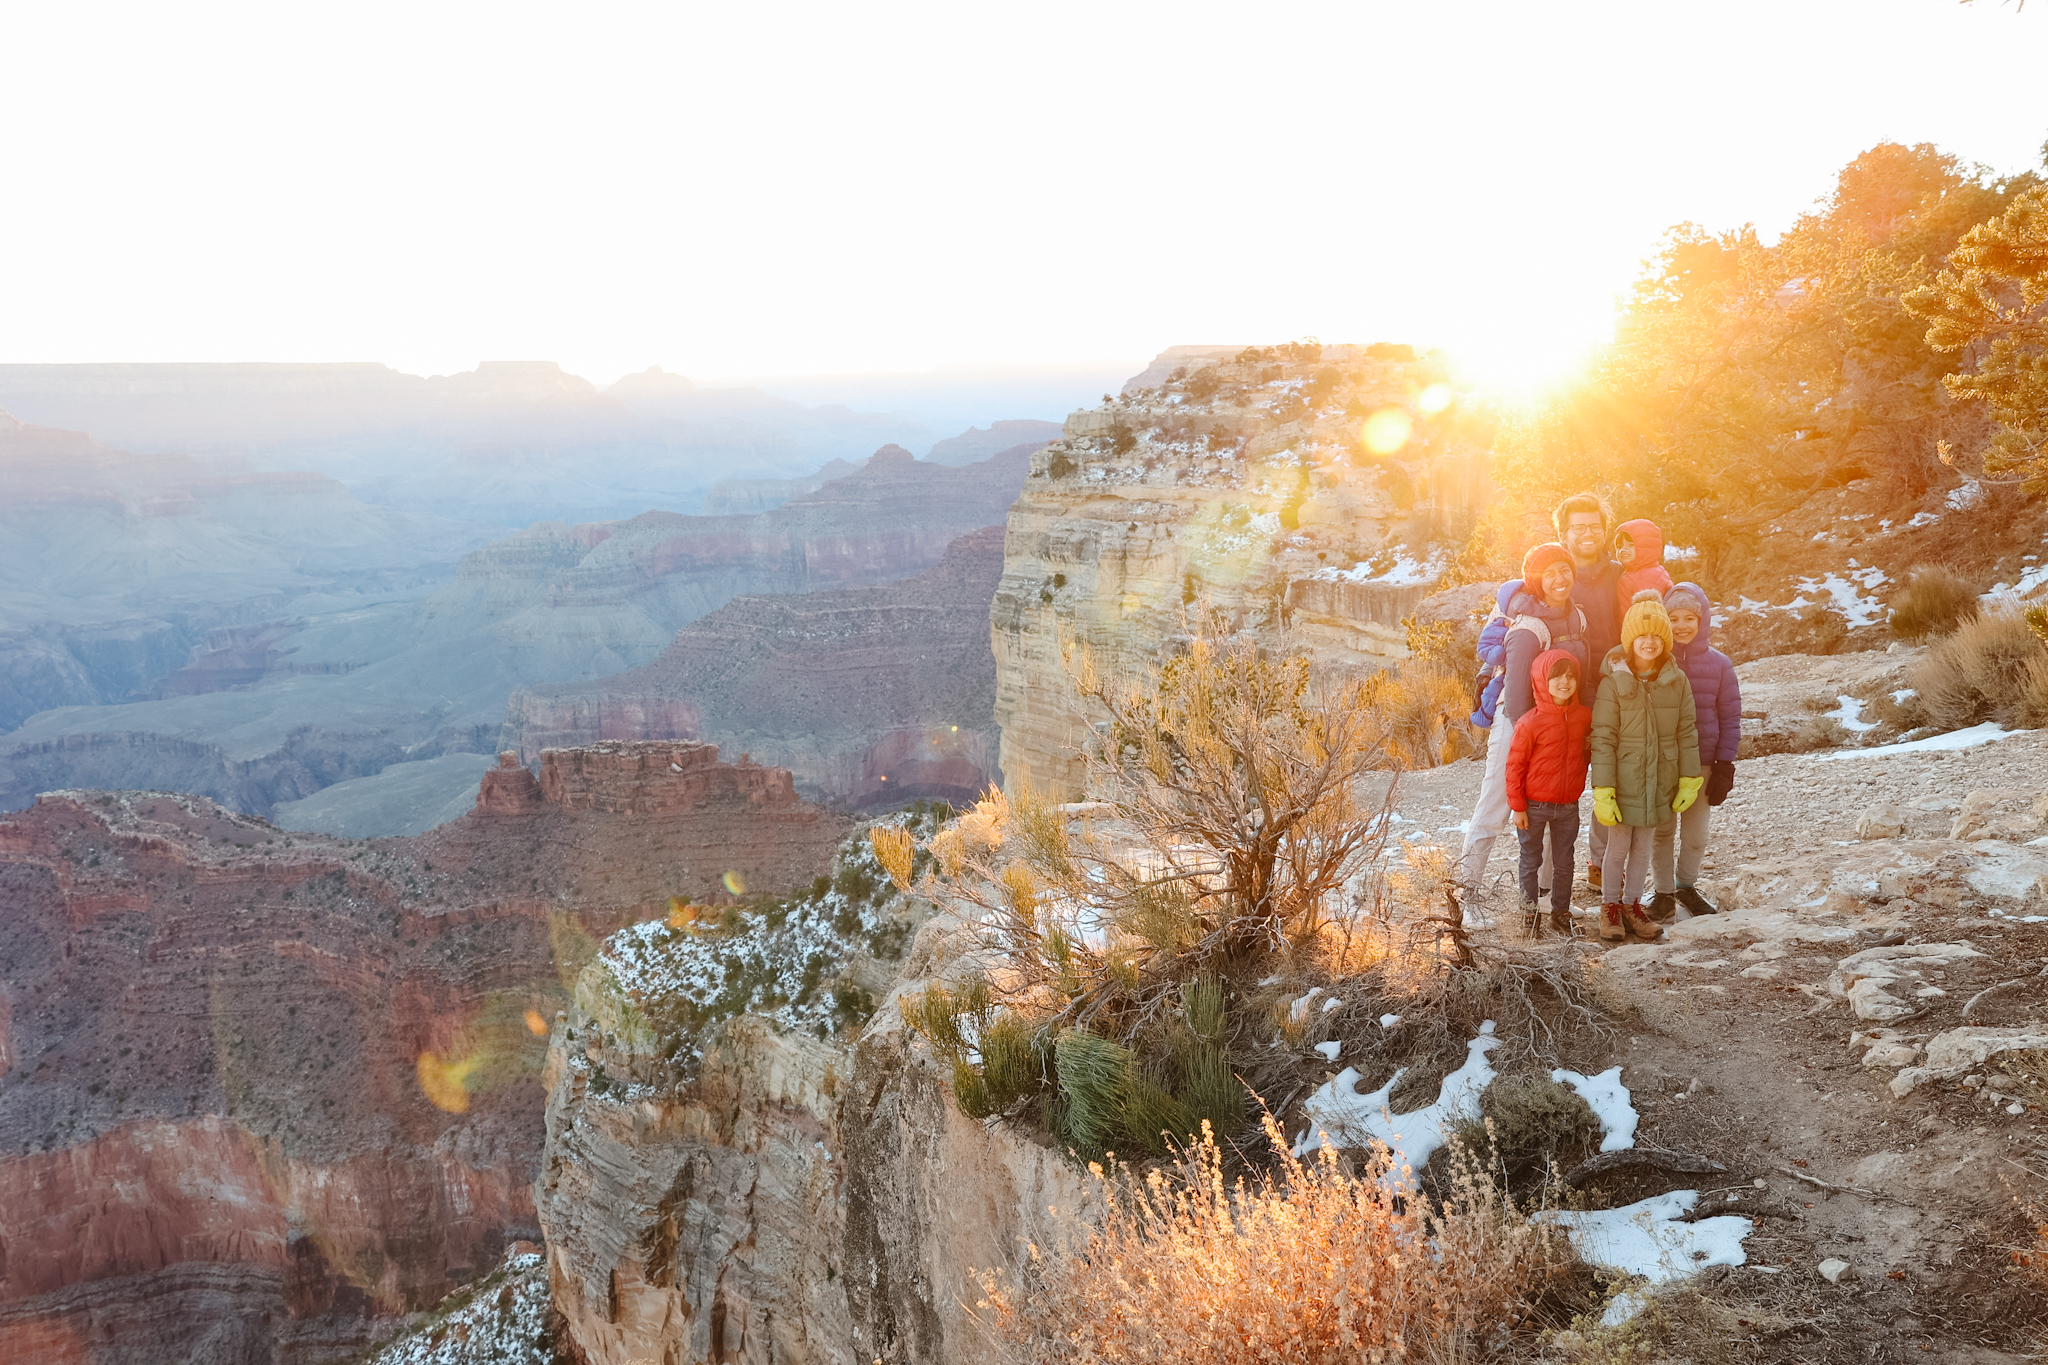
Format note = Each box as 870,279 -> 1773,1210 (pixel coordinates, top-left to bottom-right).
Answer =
1650,582 -> 1740,919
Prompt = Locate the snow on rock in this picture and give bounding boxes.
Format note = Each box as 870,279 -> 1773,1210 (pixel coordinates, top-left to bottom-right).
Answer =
1310,550 -> 1442,588
367,1253 -> 551,1365
1546,1191 -> 1752,1293
1293,1021 -> 1499,1185
1551,1066 -> 1638,1152
1734,567 -> 1888,627
1819,723 -> 2028,761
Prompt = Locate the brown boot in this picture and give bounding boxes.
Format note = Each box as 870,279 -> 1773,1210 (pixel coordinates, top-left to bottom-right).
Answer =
1625,900 -> 1664,941
1599,902 -> 1626,941
1521,897 -> 1543,939
1588,864 -> 1603,896
1549,903 -> 1574,936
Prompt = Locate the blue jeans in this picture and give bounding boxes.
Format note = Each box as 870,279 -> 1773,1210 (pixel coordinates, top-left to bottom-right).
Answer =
1517,801 -> 1578,914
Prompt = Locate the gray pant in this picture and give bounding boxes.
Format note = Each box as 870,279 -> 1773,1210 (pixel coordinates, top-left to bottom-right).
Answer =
1654,800 -> 1712,892
1601,822 -> 1665,905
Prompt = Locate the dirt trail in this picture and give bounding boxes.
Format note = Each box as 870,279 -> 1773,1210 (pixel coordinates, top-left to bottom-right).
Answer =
1378,721 -> 2048,1360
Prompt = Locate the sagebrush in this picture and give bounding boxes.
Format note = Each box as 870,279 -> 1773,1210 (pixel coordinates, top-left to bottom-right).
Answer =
973,1118 -> 1562,1365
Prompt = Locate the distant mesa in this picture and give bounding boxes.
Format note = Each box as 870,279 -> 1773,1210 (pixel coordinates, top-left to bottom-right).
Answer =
503,525 -> 1009,810
924,418 -> 1062,466
604,364 -> 697,395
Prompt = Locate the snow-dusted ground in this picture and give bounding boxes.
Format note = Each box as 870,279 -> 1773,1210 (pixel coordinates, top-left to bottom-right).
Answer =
1547,1193 -> 1754,1324
366,1253 -> 551,1365
1551,1066 -> 1638,1152
1294,1021 -> 1499,1181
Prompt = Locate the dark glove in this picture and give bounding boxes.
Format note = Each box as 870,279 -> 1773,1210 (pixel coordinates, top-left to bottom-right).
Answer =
1706,759 -> 1735,807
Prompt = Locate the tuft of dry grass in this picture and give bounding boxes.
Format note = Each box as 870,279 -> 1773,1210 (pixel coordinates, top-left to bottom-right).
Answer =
973,1117 -> 1564,1365
1887,566 -> 1982,641
1907,607 -> 2048,729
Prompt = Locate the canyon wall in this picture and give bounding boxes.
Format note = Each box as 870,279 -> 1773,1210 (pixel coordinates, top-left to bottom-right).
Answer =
991,346 -> 1493,796
503,526 -> 1008,810
0,742 -> 846,1364
2,444 -> 1027,831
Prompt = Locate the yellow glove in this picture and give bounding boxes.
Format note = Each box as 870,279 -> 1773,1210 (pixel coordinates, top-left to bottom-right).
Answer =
1673,774 -> 1705,814
1593,787 -> 1620,827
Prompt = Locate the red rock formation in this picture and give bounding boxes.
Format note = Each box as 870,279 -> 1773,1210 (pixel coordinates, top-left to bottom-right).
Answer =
502,527 -> 1007,808
0,745 -> 848,1363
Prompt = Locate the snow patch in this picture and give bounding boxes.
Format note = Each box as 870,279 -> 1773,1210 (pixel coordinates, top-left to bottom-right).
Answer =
1827,696 -> 1879,734
1546,1190 -> 1752,1289
1551,1066 -> 1638,1152
1294,1022 -> 1499,1187
1947,479 -> 1983,512
1907,510 -> 1941,529
1311,550 -> 1441,588
1984,561 -> 2048,601
1818,722 -> 2029,761
1314,1041 -> 1342,1061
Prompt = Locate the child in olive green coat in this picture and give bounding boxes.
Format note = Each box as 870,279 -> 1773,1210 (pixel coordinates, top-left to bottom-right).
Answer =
1590,591 -> 1704,942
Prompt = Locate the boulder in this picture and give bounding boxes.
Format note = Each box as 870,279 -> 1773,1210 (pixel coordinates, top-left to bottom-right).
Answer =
1889,1025 -> 2048,1097
1856,805 -> 1906,840
1818,1258 -> 1857,1284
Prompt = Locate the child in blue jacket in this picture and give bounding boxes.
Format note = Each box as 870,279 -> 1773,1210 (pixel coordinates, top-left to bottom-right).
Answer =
1651,582 -> 1740,918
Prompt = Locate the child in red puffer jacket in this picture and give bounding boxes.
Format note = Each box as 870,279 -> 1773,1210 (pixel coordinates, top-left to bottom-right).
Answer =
1506,648 -> 1593,938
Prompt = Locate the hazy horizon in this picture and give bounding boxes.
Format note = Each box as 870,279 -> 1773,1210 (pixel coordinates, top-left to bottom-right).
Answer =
5,1 -> 2044,399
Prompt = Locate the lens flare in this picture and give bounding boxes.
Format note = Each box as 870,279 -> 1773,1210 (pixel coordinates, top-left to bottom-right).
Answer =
417,1050 -> 482,1113
1417,383 -> 1454,414
722,870 -> 747,896
1362,408 -> 1412,455
523,1009 -> 549,1037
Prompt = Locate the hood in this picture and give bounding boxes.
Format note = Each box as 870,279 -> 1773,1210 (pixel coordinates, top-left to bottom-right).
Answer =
1495,578 -> 1522,613
1616,519 -> 1664,569
1665,581 -> 1714,656
1529,647 -> 1582,709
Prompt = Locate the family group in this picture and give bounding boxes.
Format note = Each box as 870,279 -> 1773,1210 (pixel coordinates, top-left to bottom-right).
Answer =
1457,493 -> 1742,941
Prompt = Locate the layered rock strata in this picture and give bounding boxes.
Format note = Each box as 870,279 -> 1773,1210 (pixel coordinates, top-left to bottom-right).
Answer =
992,345 -> 1493,795
0,742 -> 846,1363
503,527 -> 1008,809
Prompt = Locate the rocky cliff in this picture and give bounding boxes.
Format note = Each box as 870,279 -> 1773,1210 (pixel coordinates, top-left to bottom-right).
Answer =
502,527 -> 1007,810
534,882 -> 1085,1365
992,345 -> 1493,795
0,742 -> 846,1364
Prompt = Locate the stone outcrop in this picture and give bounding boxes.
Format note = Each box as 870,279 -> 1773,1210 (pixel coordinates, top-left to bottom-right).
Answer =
0,743 -> 846,1362
992,345 -> 1491,795
533,908 -> 1086,1365
503,528 -> 1008,809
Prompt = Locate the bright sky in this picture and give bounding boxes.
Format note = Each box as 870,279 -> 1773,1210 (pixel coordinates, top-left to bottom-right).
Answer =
3,1 -> 2043,394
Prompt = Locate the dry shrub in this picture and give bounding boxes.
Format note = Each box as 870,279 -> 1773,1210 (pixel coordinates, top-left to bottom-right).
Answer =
1365,661 -> 1481,768
1453,1075 -> 1598,1177
974,1118 -> 1560,1365
1888,566 -> 1983,641
1908,608 -> 2048,728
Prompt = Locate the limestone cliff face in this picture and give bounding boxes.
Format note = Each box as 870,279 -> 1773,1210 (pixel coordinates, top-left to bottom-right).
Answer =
535,913 -> 1086,1365
992,345 -> 1492,796
502,527 -> 1008,810
0,742 -> 846,1364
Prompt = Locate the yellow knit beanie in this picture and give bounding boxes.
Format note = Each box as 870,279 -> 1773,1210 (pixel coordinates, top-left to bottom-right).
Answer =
1621,588 -> 1672,656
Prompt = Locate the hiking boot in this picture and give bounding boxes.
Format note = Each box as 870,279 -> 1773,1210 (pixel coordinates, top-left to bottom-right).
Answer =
1521,897 -> 1543,939
1647,892 -> 1678,922
1624,901 -> 1664,941
1549,903 -> 1575,936
1675,886 -> 1719,916
1587,864 -> 1603,895
1599,902 -> 1626,941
